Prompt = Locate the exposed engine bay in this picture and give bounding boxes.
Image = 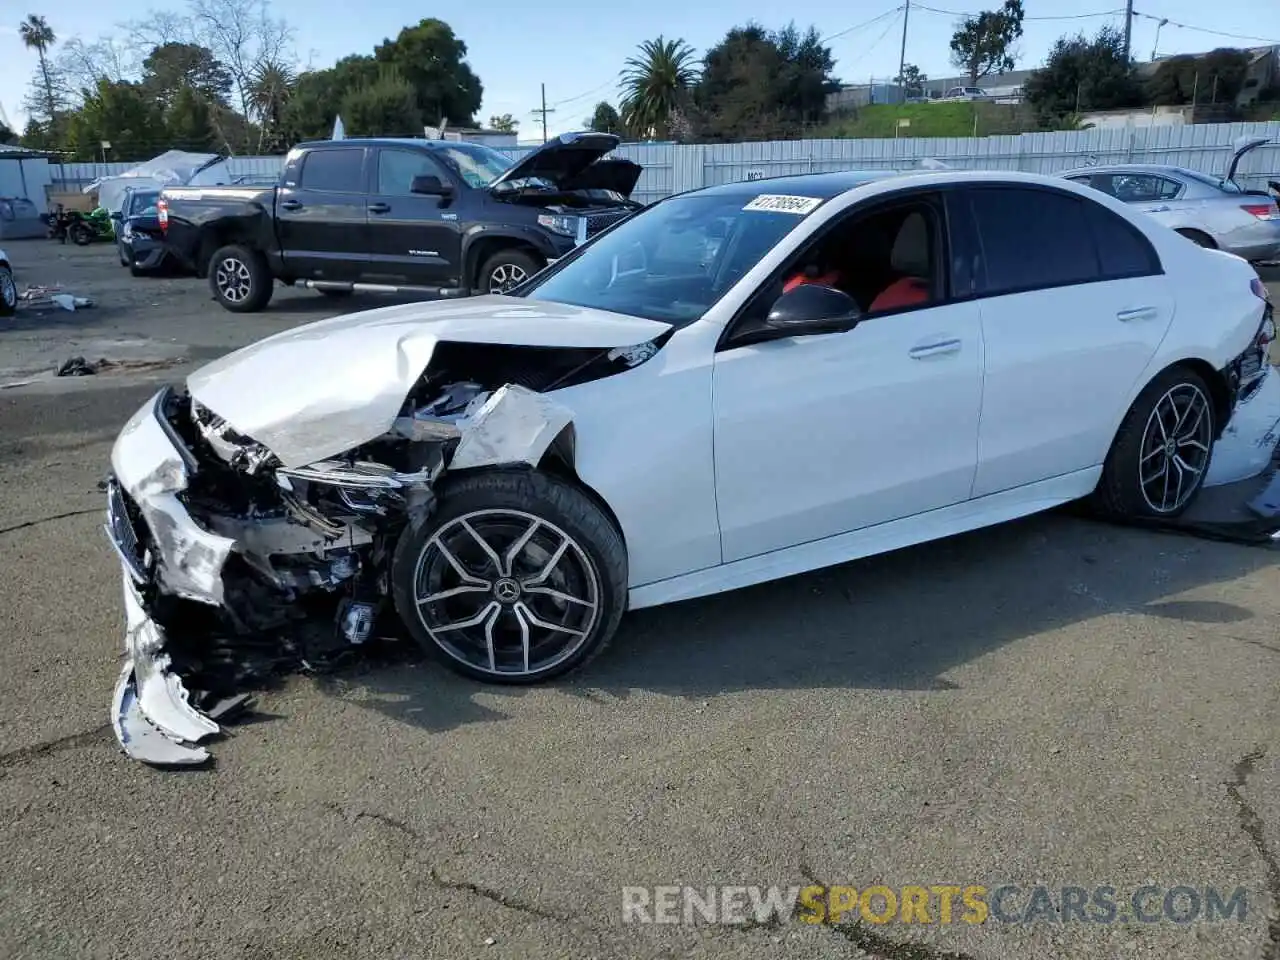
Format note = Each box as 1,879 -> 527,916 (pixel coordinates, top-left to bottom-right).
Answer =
106,335 -> 664,766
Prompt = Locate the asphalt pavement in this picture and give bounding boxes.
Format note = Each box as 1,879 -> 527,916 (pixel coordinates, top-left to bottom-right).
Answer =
0,241 -> 1277,960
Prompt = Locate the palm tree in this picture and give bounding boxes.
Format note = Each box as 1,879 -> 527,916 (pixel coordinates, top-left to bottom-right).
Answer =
619,36 -> 699,140
18,14 -> 58,124
248,59 -> 297,151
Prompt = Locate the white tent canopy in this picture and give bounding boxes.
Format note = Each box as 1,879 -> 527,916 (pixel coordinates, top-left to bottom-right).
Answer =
84,149 -> 236,213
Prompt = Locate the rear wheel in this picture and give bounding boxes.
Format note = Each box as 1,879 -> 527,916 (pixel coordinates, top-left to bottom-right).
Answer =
208,243 -> 274,313
1094,366 -> 1216,519
391,469 -> 627,684
0,265 -> 16,318
69,221 -> 93,246
478,249 -> 543,295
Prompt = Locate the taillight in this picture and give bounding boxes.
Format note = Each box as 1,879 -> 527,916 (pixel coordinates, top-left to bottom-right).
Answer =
1240,203 -> 1280,221
157,198 -> 168,233
1251,277 -> 1270,302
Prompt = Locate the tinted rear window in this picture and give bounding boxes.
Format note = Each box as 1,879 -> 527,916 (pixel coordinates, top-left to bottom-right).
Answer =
967,186 -> 1100,294
300,149 -> 364,192
1084,202 -> 1162,278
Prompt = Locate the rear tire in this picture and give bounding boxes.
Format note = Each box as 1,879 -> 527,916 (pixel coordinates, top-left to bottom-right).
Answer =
208,243 -> 273,313
391,469 -> 627,684
69,222 -> 93,246
0,265 -> 16,318
1093,366 -> 1216,520
478,248 -> 543,295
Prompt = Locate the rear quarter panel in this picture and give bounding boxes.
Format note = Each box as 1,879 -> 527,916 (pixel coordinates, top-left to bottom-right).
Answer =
162,186 -> 278,273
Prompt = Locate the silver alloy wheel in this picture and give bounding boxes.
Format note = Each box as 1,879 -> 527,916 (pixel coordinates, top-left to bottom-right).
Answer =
214,257 -> 252,303
412,509 -> 602,677
1138,382 -> 1213,514
487,262 -> 528,293
0,269 -> 14,309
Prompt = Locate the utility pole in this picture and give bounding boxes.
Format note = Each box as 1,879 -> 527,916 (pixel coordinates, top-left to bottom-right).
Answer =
531,83 -> 555,143
896,0 -> 911,104
1122,0 -> 1134,61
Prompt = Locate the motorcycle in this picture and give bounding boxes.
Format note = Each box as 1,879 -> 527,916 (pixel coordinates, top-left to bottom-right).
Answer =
47,205 -> 116,246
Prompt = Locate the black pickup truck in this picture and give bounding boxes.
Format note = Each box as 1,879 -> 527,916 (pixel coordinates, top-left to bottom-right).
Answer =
157,132 -> 644,313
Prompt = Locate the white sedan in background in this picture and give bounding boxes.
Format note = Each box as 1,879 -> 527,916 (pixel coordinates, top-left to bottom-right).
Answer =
105,167 -> 1275,764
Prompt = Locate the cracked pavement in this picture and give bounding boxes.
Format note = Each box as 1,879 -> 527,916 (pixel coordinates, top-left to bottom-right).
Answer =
0,243 -> 1278,960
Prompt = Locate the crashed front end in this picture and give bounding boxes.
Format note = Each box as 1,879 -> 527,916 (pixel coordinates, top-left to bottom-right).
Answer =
102,334 -> 641,765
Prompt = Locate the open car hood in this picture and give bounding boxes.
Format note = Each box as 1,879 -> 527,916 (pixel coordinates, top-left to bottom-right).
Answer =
185,295 -> 671,468
489,132 -> 637,195
559,157 -> 643,199
1225,135 -> 1270,184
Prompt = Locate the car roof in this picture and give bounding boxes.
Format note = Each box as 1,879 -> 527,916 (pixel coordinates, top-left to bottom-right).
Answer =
293,137 -> 493,151
687,167 -> 1103,201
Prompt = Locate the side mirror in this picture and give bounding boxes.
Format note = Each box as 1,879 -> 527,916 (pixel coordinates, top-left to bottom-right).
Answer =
762,284 -> 862,337
411,174 -> 454,198
109,211 -> 122,221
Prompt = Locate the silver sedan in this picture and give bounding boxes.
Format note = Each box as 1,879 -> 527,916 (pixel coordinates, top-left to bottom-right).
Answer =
1061,136 -> 1280,263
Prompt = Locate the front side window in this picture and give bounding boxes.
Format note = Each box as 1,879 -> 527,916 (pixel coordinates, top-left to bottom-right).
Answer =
299,149 -> 364,192
967,186 -> 1100,294
435,143 -> 513,188
377,149 -> 447,195
519,192 -> 823,327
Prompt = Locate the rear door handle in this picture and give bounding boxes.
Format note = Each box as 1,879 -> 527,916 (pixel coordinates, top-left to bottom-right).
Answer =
1117,306 -> 1158,322
368,202 -> 391,214
280,200 -> 303,211
909,338 -> 962,359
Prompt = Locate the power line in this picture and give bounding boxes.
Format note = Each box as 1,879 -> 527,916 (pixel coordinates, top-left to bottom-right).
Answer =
843,8 -> 908,66
821,6 -> 906,44
1132,10 -> 1280,46
548,78 -> 619,110
913,3 -> 1125,20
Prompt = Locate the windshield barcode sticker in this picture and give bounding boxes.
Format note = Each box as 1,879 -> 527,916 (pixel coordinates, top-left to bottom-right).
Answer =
743,194 -> 822,214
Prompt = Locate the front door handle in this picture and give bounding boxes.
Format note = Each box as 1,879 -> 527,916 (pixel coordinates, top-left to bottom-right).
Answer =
280,199 -> 303,211
1117,306 -> 1158,322
368,202 -> 391,214
909,338 -> 962,359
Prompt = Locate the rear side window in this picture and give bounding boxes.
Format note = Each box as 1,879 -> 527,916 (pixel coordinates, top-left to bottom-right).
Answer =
1083,202 -> 1162,279
299,149 -> 364,192
967,186 -> 1100,294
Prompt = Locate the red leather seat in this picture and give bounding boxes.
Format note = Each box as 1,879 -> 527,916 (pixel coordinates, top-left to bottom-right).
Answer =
869,212 -> 932,313
869,276 -> 931,311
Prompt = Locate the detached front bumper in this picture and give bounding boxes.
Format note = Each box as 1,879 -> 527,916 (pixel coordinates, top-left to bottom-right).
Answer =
105,388 -> 238,765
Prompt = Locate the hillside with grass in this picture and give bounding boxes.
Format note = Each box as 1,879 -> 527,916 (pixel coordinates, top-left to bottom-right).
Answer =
820,101 -> 1050,139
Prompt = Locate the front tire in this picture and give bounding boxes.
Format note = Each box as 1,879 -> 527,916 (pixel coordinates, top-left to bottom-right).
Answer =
478,249 -> 543,295
391,469 -> 627,684
69,222 -> 93,246
208,243 -> 273,313
1094,366 -> 1216,519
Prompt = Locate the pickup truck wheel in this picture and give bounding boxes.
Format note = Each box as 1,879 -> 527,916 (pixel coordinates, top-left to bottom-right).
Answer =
479,249 -> 543,295
209,244 -> 273,313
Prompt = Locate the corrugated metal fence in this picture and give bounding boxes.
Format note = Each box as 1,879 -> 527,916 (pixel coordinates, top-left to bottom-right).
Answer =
50,120 -> 1280,206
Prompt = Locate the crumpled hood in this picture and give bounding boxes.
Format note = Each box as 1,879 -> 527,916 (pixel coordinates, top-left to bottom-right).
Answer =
186,295 -> 671,468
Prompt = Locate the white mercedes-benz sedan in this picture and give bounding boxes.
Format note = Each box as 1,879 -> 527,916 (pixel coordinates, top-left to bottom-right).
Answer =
105,167 -> 1275,764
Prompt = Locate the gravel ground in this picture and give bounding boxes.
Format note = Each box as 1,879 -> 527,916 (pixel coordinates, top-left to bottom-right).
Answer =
0,240 -> 1277,960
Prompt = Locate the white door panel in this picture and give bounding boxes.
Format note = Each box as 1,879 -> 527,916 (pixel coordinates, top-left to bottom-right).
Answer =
972,276 -> 1174,497
712,301 -> 985,563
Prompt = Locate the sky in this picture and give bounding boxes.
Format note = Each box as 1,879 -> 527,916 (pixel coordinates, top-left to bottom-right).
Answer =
3,0 -> 1279,143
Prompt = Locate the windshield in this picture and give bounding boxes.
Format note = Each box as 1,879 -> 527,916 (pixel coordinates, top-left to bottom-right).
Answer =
129,191 -> 160,216
435,143 -> 514,188
518,192 -> 824,327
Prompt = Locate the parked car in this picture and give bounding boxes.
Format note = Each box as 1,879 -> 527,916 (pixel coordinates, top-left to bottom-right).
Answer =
937,86 -> 990,101
156,131 -> 643,313
105,167 -> 1275,764
0,247 -> 14,317
112,187 -> 169,276
1060,136 -> 1280,262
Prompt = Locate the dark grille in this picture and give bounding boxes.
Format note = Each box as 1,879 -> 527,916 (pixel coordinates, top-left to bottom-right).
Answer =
105,477 -> 149,582
583,210 -> 629,239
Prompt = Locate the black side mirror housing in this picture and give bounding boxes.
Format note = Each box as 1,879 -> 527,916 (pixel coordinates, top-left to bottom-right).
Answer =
109,211 -> 122,220
411,174 -> 454,198
761,284 -> 863,338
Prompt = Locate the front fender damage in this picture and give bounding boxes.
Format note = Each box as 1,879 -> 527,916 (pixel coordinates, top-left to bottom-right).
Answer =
103,339 -> 648,766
